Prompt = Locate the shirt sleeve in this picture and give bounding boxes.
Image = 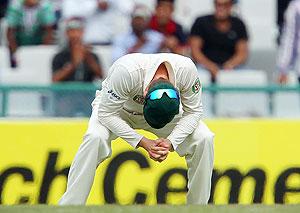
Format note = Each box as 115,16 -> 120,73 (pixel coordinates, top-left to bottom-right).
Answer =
277,2 -> 299,74
174,23 -> 187,44
6,4 -> 20,27
190,17 -> 205,37
139,31 -> 163,53
40,3 -> 56,26
52,52 -> 66,72
167,59 -> 203,150
235,18 -> 249,40
97,64 -> 143,148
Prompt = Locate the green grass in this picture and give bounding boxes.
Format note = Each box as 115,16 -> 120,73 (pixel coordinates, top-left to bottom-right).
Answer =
1,205 -> 300,213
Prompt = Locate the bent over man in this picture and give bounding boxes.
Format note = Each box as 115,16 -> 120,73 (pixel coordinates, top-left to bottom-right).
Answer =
59,53 -> 214,204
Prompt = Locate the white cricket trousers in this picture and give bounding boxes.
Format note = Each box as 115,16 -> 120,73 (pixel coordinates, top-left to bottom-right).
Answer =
59,106 -> 214,205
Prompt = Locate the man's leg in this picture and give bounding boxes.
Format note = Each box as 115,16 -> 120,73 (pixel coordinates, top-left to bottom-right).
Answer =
59,106 -> 116,205
176,120 -> 214,204
146,117 -> 214,204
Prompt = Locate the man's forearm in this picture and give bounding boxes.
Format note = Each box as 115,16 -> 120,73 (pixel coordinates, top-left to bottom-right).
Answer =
85,54 -> 103,78
7,27 -> 17,53
224,52 -> 248,69
127,39 -> 146,53
43,26 -> 54,44
224,40 -> 248,69
190,37 -> 219,71
52,63 -> 74,82
192,50 -> 219,72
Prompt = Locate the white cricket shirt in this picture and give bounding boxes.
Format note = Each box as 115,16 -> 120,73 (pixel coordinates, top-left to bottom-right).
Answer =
92,53 -> 203,150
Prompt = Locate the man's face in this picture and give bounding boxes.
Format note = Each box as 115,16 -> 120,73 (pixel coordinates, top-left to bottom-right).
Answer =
131,16 -> 148,34
155,1 -> 173,25
66,28 -> 83,43
24,0 -> 39,7
214,0 -> 232,20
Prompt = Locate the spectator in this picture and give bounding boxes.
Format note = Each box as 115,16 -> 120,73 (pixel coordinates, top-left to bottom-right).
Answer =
6,0 -> 55,67
277,0 -> 300,84
52,17 -> 103,82
52,18 -> 103,116
277,0 -> 293,43
149,0 -> 187,54
57,0 -> 96,46
111,5 -> 164,62
83,0 -> 134,45
190,0 -> 249,82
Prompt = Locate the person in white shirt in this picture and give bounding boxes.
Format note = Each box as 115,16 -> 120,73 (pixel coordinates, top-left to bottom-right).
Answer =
62,0 -> 97,19
59,53 -> 215,205
112,5 -> 164,62
83,0 -> 134,45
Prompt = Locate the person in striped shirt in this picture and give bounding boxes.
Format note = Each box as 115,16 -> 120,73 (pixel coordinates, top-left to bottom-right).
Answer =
277,0 -> 300,84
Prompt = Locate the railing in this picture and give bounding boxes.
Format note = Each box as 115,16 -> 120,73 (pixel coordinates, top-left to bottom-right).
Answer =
0,83 -> 300,117
205,84 -> 300,116
0,83 -> 99,117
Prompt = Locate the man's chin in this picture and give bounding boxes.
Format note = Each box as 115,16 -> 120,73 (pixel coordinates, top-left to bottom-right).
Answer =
215,15 -> 230,21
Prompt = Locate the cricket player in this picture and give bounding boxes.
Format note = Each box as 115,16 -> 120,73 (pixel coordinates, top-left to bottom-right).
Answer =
59,53 -> 214,205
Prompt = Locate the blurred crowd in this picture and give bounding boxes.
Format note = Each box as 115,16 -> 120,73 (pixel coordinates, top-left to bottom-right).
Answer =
0,0 -> 299,85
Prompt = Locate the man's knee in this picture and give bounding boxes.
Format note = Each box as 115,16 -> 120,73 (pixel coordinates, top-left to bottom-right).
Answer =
177,127 -> 214,157
85,129 -> 110,144
83,131 -> 111,161
84,132 -> 102,145
84,124 -> 110,144
191,126 -> 214,148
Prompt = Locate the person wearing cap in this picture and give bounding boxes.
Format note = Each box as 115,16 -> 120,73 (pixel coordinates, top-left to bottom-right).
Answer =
149,0 -> 187,55
52,17 -> 103,116
111,5 -> 164,62
59,53 -> 214,205
52,17 -> 103,82
190,0 -> 248,82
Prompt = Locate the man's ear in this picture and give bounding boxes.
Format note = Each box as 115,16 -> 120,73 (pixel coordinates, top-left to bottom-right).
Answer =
144,86 -> 149,97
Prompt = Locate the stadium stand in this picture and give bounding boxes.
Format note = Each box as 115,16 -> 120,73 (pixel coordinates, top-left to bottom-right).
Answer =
1,45 -> 300,117
0,46 -> 55,116
0,0 -> 299,118
197,70 -> 214,118
215,70 -> 269,117
0,45 -> 112,117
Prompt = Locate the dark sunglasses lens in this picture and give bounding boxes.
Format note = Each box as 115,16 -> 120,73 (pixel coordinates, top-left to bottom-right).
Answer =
148,89 -> 178,100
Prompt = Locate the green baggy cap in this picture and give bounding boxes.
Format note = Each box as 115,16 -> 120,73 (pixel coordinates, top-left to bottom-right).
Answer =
143,80 -> 180,129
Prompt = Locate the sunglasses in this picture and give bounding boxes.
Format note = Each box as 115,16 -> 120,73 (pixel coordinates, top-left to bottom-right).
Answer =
147,89 -> 179,100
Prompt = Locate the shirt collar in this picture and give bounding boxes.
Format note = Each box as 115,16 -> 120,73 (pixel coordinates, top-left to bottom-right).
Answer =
143,56 -> 176,92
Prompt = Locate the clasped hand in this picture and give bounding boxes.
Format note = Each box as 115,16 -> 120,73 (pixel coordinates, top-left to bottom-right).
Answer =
138,137 -> 173,163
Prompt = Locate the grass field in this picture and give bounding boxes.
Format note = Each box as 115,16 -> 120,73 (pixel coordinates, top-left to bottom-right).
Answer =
1,205 -> 300,213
